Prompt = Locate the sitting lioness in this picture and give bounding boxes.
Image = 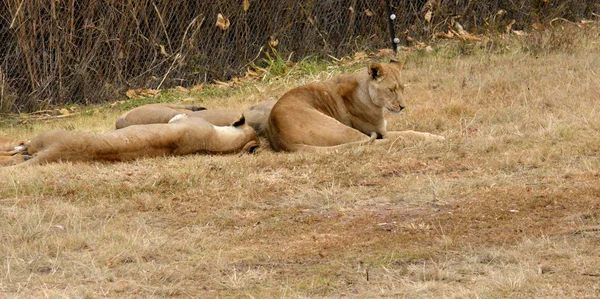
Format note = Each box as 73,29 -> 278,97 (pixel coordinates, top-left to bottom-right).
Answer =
7,114 -> 259,167
116,104 -> 271,137
266,60 -> 445,151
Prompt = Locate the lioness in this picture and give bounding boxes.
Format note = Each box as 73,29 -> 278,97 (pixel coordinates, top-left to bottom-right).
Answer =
7,114 -> 259,167
0,136 -> 27,155
115,103 -> 205,129
266,60 -> 445,151
116,104 -> 271,137
249,100 -> 277,113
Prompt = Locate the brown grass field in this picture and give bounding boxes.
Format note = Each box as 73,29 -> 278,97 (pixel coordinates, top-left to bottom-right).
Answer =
1,25 -> 599,298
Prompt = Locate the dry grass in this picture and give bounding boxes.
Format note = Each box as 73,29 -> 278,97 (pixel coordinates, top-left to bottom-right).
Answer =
1,25 -> 599,298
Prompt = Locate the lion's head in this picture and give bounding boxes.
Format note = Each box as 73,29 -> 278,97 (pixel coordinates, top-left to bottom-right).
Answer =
367,60 -> 407,114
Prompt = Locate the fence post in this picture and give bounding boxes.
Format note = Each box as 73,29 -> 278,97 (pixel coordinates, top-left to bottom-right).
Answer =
386,0 -> 399,55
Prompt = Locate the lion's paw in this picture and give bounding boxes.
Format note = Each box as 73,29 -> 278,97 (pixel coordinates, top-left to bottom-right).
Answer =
168,113 -> 189,123
425,133 -> 446,142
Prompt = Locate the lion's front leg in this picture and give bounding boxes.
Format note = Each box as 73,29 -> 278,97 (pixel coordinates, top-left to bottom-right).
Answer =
384,130 -> 446,142
0,154 -> 30,166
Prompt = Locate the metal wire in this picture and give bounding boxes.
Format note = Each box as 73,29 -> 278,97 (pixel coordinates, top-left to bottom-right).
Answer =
0,0 -> 596,112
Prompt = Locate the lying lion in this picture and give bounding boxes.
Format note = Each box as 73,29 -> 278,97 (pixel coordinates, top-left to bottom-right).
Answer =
0,136 -> 27,154
5,114 -> 259,167
115,103 -> 272,137
266,60 -> 445,151
115,103 -> 205,129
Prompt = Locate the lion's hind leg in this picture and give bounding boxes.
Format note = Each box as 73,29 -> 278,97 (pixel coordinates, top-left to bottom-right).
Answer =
385,130 -> 446,142
271,108 -> 375,152
0,154 -> 31,166
289,132 -> 378,152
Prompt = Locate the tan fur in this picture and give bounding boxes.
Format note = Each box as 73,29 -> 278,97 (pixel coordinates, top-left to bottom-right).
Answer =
116,104 -> 270,137
115,103 -> 205,129
266,61 -> 445,152
189,110 -> 269,137
249,100 -> 277,113
0,136 -> 28,156
9,115 -> 258,167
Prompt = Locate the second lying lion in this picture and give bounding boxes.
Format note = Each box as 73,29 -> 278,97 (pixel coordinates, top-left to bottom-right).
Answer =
0,136 -> 27,155
9,114 -> 259,167
115,103 -> 272,137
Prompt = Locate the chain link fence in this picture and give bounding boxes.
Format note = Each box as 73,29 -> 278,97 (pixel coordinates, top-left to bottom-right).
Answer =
1,0 -> 598,112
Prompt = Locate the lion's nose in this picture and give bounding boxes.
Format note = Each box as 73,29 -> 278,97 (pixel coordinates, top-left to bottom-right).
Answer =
399,106 -> 405,111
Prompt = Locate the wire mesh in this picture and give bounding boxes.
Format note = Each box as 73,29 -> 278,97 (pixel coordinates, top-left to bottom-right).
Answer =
0,0 -> 597,112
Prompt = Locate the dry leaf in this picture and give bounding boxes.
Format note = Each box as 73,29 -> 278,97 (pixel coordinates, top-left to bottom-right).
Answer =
216,13 -> 230,30
459,31 -> 481,41
434,31 -> 454,39
159,44 -> 168,57
125,89 -> 138,99
139,89 -> 159,96
506,19 -> 516,34
269,36 -> 279,47
375,49 -> 394,57
190,84 -> 204,91
176,86 -> 189,93
181,97 -> 199,103
532,23 -> 544,30
453,21 -> 466,35
353,51 -> 368,60
424,10 -> 432,23
242,0 -> 250,11
214,79 -> 234,88
364,9 -> 373,17
512,30 -> 527,36
59,108 -> 70,116
246,68 -> 259,78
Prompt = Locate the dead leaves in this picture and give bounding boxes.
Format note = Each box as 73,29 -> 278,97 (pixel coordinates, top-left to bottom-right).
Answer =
269,36 -> 279,48
434,20 -> 481,41
125,89 -> 159,99
190,84 -> 205,92
506,19 -> 516,33
504,19 -> 528,36
12,106 -> 82,123
424,10 -> 432,23
216,13 -> 230,31
214,79 -> 234,88
329,49 -> 396,67
242,0 -> 250,11
422,0 -> 438,23
212,67 -> 267,88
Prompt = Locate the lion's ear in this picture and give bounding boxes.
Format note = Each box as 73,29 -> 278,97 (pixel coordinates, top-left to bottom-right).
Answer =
368,63 -> 385,81
389,59 -> 405,69
231,113 -> 246,127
